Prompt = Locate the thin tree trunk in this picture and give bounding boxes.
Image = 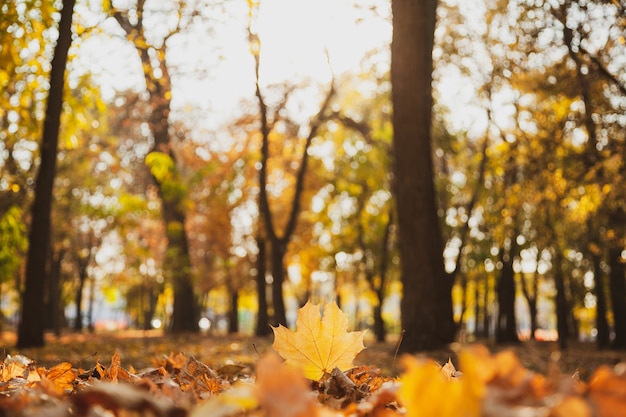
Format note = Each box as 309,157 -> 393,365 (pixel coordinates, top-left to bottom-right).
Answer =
229,290 -> 239,334
73,263 -> 87,331
111,4 -> 198,334
520,269 -> 538,341
47,249 -> 63,336
87,276 -> 95,332
496,242 -> 519,344
255,234 -> 271,336
553,250 -> 569,349
161,197 -> 198,332
593,253 -> 610,349
481,275 -> 490,339
371,210 -> 393,343
609,247 -> 626,349
248,5 -> 335,327
144,285 -> 158,331
17,0 -> 75,348
269,242 -> 287,326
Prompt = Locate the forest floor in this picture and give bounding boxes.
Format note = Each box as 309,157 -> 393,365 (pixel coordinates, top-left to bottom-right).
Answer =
1,330 -> 624,381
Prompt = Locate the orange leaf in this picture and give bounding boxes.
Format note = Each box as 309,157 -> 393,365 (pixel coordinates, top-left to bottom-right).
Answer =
106,350 -> 131,382
255,352 -> 319,417
587,365 -> 626,417
43,362 -> 76,393
272,301 -> 366,381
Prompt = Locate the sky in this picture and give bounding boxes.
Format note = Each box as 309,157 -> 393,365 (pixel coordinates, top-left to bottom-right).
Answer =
72,0 -> 391,131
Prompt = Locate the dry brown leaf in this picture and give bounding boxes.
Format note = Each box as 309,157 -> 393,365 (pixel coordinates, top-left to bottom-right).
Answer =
72,382 -> 185,417
346,365 -> 392,393
105,350 -> 132,383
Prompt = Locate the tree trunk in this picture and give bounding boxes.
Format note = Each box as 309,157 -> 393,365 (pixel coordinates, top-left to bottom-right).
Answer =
481,275 -> 491,339
45,249 -> 63,336
17,0 -> 75,349
528,294 -> 538,341
161,192 -> 198,333
270,241 -> 287,326
520,270 -> 538,341
373,208 -> 393,342
391,0 -> 455,352
553,250 -> 569,349
255,234 -> 271,336
249,10 -> 335,328
111,5 -> 198,334
609,247 -> 626,349
143,285 -> 158,331
73,262 -> 87,331
593,253 -> 610,349
372,301 -> 385,343
228,289 -> 239,334
496,244 -> 519,344
87,276 -> 96,332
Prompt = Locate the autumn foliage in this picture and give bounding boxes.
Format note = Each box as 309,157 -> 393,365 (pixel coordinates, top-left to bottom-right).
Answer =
1,302 -> 626,416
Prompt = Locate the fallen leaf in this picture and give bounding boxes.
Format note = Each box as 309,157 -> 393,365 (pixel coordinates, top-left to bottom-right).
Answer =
586,365 -> 626,417
105,350 -> 132,382
255,352 -> 319,417
72,382 -> 185,417
41,362 -> 76,393
1,355 -> 32,382
272,300 -> 366,381
442,358 -> 462,380
189,382 -> 257,417
550,396 -> 592,417
399,349 -> 486,417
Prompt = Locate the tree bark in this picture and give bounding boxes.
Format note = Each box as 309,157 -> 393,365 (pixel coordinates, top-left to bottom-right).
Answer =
609,247 -> 626,349
371,214 -> 392,343
553,250 -> 569,349
268,241 -> 288,326
391,0 -> 455,352
255,234 -> 271,336
593,253 -> 610,349
45,249 -> 64,336
17,0 -> 75,348
228,289 -> 239,334
496,242 -> 519,344
73,260 -> 88,331
520,269 -> 538,341
160,192 -> 198,332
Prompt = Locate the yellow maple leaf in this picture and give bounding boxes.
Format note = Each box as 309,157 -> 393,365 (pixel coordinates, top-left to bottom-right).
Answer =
272,300 -> 366,381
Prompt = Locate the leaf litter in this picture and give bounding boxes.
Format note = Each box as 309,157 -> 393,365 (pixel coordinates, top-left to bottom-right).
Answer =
1,303 -> 626,416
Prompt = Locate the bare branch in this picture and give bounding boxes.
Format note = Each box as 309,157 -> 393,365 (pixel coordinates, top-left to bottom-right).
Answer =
579,45 -> 626,96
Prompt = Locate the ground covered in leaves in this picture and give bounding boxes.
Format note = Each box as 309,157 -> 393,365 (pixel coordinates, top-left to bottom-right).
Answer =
0,329 -> 625,416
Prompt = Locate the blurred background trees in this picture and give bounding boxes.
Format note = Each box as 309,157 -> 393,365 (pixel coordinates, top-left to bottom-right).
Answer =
1,0 -> 625,351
